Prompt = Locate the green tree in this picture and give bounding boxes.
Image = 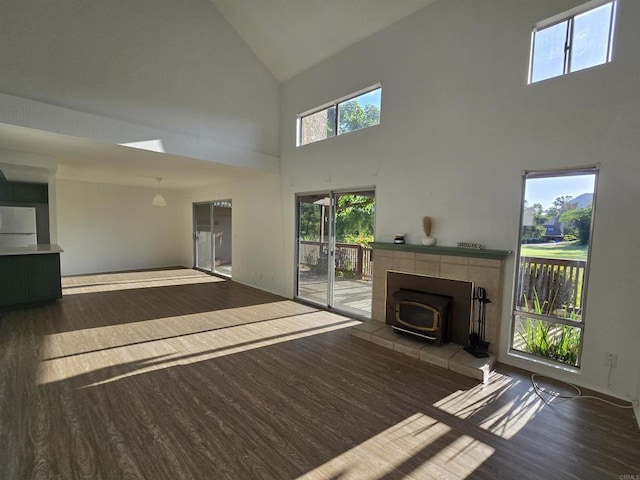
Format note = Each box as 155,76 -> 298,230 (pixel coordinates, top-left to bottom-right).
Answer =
521,202 -> 548,242
299,203 -> 321,241
522,225 -> 547,243
546,195 -> 575,219
334,194 -> 375,245
338,100 -> 380,135
560,206 -> 592,245
531,203 -> 551,225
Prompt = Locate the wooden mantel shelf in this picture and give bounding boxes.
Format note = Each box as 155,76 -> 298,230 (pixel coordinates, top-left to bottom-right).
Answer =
371,242 -> 512,260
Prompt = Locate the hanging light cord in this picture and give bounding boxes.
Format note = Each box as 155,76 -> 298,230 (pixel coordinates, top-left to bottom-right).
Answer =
531,373 -> 635,409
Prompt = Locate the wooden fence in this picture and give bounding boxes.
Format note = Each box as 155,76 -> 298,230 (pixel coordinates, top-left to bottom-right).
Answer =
299,241 -> 373,281
517,256 -> 586,317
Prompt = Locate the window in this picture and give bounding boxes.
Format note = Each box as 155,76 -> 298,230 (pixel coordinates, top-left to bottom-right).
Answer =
529,0 -> 617,83
510,167 -> 598,368
298,86 -> 381,147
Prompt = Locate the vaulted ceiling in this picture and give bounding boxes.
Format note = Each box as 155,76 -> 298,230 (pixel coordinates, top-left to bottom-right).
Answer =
209,0 -> 437,81
2,0 -> 438,189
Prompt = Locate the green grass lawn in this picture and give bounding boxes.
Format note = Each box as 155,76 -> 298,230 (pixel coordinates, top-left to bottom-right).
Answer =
520,242 -> 588,261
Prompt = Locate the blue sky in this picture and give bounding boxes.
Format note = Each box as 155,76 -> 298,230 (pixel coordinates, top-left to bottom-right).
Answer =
525,174 -> 595,208
358,88 -> 381,108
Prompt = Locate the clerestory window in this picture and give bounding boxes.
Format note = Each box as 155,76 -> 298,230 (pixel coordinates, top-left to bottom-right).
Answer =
529,0 -> 618,83
297,86 -> 381,147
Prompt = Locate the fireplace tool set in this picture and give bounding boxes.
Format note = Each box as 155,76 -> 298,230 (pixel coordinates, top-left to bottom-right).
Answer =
465,286 -> 491,358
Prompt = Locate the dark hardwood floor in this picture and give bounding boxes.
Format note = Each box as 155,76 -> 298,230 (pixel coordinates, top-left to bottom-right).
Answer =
1,268 -> 638,479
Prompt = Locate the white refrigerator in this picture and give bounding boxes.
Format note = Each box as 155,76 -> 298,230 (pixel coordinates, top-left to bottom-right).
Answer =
0,206 -> 38,247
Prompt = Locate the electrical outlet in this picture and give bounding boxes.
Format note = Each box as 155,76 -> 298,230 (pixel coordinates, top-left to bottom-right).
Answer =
604,352 -> 618,368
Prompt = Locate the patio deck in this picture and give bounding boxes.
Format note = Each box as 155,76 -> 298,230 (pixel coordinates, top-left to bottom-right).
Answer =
298,272 -> 372,317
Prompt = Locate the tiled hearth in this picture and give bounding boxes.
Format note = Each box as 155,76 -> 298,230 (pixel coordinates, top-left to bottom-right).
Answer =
350,243 -> 511,383
351,320 -> 495,382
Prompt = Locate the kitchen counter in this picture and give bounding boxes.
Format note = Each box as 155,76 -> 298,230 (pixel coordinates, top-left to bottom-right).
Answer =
0,245 -> 63,308
0,243 -> 64,256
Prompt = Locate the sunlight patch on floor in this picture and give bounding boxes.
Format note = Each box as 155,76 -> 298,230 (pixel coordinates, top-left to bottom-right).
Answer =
433,372 -> 546,439
37,305 -> 360,387
62,269 -> 223,295
297,413 -> 450,479
409,435 -> 495,479
40,300 -> 319,356
476,389 -> 545,439
297,413 -> 493,479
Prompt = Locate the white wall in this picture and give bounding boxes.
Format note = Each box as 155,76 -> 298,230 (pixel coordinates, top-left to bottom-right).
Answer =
0,0 -> 279,158
56,179 -> 190,275
1,0 -> 285,289
56,174 -> 287,291
185,174 -> 287,296
280,0 -> 640,400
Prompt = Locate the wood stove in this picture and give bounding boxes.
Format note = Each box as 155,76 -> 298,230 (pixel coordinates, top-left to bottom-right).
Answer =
391,289 -> 452,345
385,271 -> 474,347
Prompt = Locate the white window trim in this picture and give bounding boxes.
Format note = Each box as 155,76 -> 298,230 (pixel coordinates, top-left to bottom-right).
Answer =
296,83 -> 382,147
534,0 -> 614,30
509,165 -> 600,369
297,83 -> 382,119
528,0 -> 618,84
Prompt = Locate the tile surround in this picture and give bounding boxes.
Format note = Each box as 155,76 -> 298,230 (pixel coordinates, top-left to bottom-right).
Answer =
371,247 -> 507,354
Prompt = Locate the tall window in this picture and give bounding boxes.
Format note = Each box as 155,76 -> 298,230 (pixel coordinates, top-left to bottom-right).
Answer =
297,86 -> 382,147
529,0 -> 617,83
511,168 -> 598,368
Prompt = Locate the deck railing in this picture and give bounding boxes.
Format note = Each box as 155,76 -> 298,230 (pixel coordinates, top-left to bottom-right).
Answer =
517,256 -> 586,316
299,241 -> 373,281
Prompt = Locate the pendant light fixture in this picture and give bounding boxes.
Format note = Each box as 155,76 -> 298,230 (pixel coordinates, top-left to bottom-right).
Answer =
152,177 -> 167,207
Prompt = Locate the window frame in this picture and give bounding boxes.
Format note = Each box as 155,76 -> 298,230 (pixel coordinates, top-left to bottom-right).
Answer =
509,166 -> 599,369
297,84 -> 382,147
528,0 -> 618,84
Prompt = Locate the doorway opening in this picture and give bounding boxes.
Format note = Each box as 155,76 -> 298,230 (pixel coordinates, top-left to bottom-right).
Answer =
296,188 -> 375,318
194,200 -> 232,277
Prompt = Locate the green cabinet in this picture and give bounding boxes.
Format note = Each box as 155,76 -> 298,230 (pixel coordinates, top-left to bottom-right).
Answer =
0,253 -> 62,308
14,182 -> 48,203
0,181 -> 48,204
27,254 -> 62,302
0,183 -> 15,202
0,256 -> 29,305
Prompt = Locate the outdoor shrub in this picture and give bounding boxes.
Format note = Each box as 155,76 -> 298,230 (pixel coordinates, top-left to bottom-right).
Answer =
517,318 -> 579,366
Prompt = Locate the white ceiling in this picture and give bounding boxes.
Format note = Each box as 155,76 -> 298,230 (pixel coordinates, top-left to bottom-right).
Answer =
3,0 -> 438,189
0,124 -> 260,190
209,0 -> 437,82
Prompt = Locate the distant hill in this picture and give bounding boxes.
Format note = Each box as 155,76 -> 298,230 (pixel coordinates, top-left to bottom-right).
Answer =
570,193 -> 593,209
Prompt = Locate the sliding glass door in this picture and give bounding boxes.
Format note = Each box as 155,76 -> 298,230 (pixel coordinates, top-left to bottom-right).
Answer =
296,189 -> 375,317
297,194 -> 332,306
194,203 -> 213,271
212,201 -> 232,276
193,200 -> 232,277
